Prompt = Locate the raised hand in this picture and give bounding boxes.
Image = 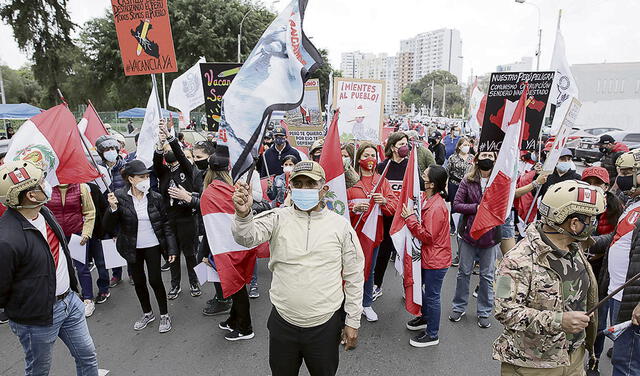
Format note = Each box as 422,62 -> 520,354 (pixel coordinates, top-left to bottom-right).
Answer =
233,181 -> 253,218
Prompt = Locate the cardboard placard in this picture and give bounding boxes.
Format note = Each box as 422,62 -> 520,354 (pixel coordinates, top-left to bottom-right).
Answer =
333,78 -> 385,143
111,0 -> 178,76
479,71 -> 554,152
199,63 -> 242,131
286,79 -> 324,147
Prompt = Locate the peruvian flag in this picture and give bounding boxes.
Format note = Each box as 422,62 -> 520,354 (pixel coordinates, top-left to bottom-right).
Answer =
77,102 -> 109,147
6,104 -> 100,185
467,78 -> 487,135
319,109 -> 349,220
470,84 -> 529,240
389,146 -> 422,315
200,180 -> 268,298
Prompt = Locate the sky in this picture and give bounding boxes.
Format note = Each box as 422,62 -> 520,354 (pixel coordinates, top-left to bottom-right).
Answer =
1,0 -> 639,81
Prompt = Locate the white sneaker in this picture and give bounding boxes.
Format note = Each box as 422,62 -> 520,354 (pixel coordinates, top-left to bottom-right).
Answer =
84,299 -> 95,317
362,307 -> 378,322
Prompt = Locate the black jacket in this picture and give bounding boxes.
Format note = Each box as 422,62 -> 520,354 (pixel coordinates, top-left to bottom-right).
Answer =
429,143 -> 446,165
257,143 -> 301,177
539,169 -> 582,198
0,207 -> 79,326
153,137 -> 196,219
88,182 -> 109,239
103,187 -> 178,263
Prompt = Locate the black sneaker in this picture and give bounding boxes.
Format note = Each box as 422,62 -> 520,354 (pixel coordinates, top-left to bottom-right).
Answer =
477,317 -> 491,328
451,256 -> 459,267
161,262 -> 171,272
472,285 -> 479,298
190,284 -> 202,297
95,292 -> 111,304
109,277 -> 122,288
406,316 -> 428,331
218,320 -> 233,332
586,358 -> 600,376
203,299 -> 232,316
0,310 -> 8,324
167,286 -> 181,300
225,330 -> 255,341
448,311 -> 465,322
606,348 -> 613,359
409,333 -> 439,348
248,285 -> 259,299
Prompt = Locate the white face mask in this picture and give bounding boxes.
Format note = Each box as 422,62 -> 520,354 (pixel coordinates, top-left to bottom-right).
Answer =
283,166 -> 294,173
460,145 -> 470,154
135,179 -> 151,193
104,150 -> 118,163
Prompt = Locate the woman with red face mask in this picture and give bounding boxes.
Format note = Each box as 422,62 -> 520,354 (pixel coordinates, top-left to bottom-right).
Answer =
347,142 -> 397,322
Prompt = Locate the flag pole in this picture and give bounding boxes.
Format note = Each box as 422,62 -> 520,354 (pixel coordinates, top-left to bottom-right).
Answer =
83,100 -> 113,191
557,9 -> 562,31
245,112 -> 273,184
151,74 -> 164,120
587,272 -> 640,316
353,158 -> 391,229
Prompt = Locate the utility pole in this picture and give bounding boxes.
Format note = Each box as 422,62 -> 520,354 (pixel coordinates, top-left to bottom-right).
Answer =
429,80 -> 434,116
441,84 -> 446,116
0,66 -> 5,104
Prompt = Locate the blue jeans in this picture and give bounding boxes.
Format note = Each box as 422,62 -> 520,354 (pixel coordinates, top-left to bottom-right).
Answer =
612,323 -> 640,376
595,298 -> 621,358
363,247 -> 379,308
421,268 -> 448,338
250,259 -> 258,287
73,238 -> 110,299
8,293 -> 99,376
452,240 -> 499,317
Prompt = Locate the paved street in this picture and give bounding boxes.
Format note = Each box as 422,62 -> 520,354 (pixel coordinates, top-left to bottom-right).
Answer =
1,234 -> 614,375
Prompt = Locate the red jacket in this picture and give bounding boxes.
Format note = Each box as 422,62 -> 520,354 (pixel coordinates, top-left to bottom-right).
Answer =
406,193 -> 452,269
347,174 -> 397,221
612,142 -> 629,153
514,170 -> 537,224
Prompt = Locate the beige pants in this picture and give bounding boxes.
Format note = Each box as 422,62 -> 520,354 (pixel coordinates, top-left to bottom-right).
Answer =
500,346 -> 585,376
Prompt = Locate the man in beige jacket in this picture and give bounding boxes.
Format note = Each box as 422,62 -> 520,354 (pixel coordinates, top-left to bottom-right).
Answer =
231,160 -> 364,376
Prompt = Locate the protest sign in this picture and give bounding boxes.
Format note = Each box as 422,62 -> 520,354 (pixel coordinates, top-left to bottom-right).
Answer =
543,98 -> 582,172
333,78 -> 385,143
478,71 -> 554,152
110,0 -> 177,76
168,57 -> 206,127
286,79 -> 324,147
199,63 -> 242,131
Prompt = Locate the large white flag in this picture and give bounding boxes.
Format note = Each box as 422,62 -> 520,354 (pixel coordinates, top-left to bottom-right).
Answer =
168,57 -> 206,127
549,29 -> 578,134
136,81 -> 162,168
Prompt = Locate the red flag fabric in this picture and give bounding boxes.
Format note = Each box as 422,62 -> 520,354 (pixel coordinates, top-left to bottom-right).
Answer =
389,147 -> 422,315
319,109 -> 349,220
6,104 -> 100,185
470,85 -> 529,240
200,180 -> 267,297
80,103 -> 109,147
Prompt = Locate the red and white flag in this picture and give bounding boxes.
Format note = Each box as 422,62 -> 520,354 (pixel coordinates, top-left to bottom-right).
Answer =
390,146 -> 422,315
6,104 -> 101,185
200,180 -> 268,298
319,109 -> 349,220
77,102 -> 109,148
467,78 -> 487,135
470,85 -> 529,240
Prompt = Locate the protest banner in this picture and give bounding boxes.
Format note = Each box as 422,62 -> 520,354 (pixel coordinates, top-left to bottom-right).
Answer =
543,98 -> 582,172
333,78 -> 385,143
199,62 -> 242,131
110,0 -> 177,76
168,57 -> 206,128
286,79 -> 324,147
478,71 -> 554,152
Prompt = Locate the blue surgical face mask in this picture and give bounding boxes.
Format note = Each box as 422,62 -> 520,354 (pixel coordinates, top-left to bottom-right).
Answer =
291,188 -> 320,211
104,150 -> 118,163
556,161 -> 572,174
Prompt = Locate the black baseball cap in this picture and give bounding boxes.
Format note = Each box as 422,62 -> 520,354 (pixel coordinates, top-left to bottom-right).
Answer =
208,145 -> 230,171
598,135 -> 615,145
123,160 -> 151,176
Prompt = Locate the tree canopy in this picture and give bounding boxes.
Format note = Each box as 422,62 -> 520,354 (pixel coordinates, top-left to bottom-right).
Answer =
401,70 -> 466,117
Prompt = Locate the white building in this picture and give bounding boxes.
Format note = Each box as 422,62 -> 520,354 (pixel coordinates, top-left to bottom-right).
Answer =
571,62 -> 640,131
496,57 -> 533,72
340,51 -> 370,78
399,28 -> 464,83
341,52 -> 397,114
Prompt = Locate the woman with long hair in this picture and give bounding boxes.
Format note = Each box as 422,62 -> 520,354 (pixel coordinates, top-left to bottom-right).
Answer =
104,160 -> 177,333
449,151 -> 501,329
402,165 -> 452,347
347,142 -> 396,322
445,137 -> 474,266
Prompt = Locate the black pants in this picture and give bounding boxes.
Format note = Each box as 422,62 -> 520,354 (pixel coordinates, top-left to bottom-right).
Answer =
268,308 -> 342,376
128,246 -> 168,315
169,217 -> 199,288
227,286 -> 252,334
374,219 -> 395,288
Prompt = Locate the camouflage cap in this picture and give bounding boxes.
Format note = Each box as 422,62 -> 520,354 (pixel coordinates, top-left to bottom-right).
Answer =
290,160 -> 325,181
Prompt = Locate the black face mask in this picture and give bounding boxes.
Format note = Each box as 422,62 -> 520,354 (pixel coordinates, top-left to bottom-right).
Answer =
617,175 -> 634,192
165,151 -> 177,164
599,147 -> 608,154
477,158 -> 494,171
428,138 -> 436,146
194,158 -> 209,171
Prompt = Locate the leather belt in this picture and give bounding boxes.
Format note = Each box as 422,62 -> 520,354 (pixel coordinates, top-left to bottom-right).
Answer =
56,290 -> 70,301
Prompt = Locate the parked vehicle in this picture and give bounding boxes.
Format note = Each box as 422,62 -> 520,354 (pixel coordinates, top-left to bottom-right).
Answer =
575,130 -> 640,163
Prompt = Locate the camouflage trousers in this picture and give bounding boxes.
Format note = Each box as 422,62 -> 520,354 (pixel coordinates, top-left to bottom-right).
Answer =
500,346 -> 585,376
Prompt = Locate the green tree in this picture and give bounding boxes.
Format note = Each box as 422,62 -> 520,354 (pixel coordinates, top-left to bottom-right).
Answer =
0,0 -> 77,106
0,65 -> 45,104
401,70 -> 465,117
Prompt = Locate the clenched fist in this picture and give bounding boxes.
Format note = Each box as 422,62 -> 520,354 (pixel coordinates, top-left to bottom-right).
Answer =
233,181 -> 253,218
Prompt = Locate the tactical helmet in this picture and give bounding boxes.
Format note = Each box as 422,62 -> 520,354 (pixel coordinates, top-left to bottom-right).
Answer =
0,160 -> 44,208
615,150 -> 640,169
95,135 -> 120,155
538,180 -> 606,241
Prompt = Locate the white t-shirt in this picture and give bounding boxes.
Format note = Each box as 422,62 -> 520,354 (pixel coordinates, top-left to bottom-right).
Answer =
128,191 -> 160,249
29,214 -> 70,296
608,201 -> 640,300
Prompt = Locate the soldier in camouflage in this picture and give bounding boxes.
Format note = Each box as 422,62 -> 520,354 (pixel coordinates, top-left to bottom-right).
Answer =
493,180 -> 606,375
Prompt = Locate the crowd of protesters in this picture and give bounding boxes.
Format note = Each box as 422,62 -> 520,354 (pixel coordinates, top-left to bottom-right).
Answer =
1,117 -> 639,376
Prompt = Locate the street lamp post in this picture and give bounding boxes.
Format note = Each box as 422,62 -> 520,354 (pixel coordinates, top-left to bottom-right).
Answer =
237,9 -> 253,63
515,0 -> 541,70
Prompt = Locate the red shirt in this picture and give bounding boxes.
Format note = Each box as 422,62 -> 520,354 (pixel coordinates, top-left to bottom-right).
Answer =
347,174 -> 397,224
405,193 -> 452,269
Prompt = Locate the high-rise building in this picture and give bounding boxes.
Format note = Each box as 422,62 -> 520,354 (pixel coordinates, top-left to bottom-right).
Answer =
340,52 -> 397,114
399,28 -> 463,83
384,56 -> 396,115
340,51 -> 369,78
395,51 -> 415,114
496,57 -> 533,72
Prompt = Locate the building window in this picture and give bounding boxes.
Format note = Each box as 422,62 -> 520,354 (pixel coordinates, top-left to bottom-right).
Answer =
596,79 -> 600,94
620,79 -> 625,93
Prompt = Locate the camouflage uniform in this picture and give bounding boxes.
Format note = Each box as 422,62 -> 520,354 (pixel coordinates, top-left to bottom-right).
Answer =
493,223 -> 598,370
